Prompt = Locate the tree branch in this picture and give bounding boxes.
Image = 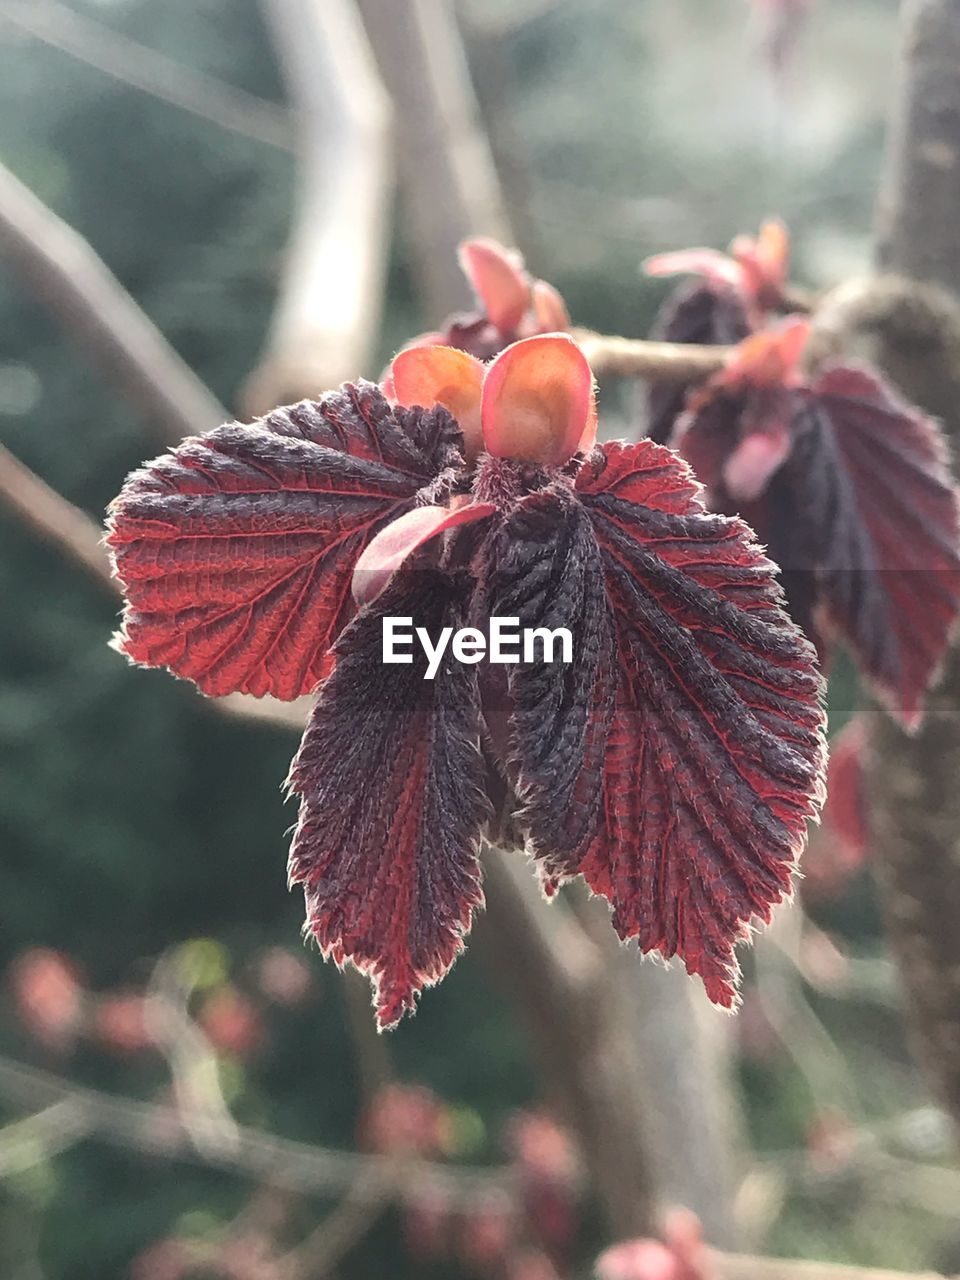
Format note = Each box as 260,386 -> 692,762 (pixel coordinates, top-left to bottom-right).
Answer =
573,329 -> 730,381
0,0 -> 294,152
876,0 -> 960,297
244,0 -> 393,415
0,1053 -> 510,1207
0,161 -> 226,443
0,443 -> 115,590
849,0 -> 960,1136
355,0 -> 514,318
477,846 -> 658,1238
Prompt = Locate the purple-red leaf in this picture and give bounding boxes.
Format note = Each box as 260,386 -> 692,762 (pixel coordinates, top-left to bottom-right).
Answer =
572,440 -> 826,1007
287,570 -> 491,1029
480,487 -> 614,863
107,384 -> 464,699
646,281 -> 751,445
678,361 -> 960,727
793,364 -> 960,727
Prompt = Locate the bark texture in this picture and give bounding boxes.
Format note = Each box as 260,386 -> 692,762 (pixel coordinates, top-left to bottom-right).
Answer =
869,0 -> 960,1134
814,256 -> 960,1133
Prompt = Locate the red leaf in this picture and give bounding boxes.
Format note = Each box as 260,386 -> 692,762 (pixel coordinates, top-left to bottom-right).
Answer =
806,714 -> 869,893
678,386 -> 795,503
823,714 -> 869,869
286,570 -> 491,1029
646,280 -> 751,445
480,487 -> 615,863
795,363 -> 960,727
572,440 -> 826,1007
673,362 -> 960,727
481,335 -> 596,466
107,384 -> 464,699
389,345 -> 486,461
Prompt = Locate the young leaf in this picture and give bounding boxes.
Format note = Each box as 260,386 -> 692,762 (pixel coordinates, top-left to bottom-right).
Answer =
287,570 -> 491,1029
481,488 -> 615,863
790,363 -> 960,727
573,440 -> 826,1006
674,360 -> 960,728
646,280 -> 751,445
107,384 -> 464,699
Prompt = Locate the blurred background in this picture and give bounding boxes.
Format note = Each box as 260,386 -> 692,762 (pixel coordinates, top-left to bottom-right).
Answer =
2,1 -> 958,1278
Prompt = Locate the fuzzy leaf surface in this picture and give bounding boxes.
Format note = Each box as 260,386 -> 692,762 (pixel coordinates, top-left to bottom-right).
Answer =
108,384 -> 463,698
573,440 -> 826,1006
287,569 -> 491,1029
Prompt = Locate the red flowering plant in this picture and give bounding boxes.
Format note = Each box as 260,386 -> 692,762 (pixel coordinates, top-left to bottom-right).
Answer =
390,236 -> 572,368
107,327 -> 827,1029
645,221 -> 960,729
644,219 -> 791,442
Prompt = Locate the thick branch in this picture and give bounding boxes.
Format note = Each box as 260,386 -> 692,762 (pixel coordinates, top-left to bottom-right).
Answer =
477,846 -> 658,1238
245,0 -> 393,415
876,0 -> 960,296
861,0 -> 960,1136
0,161 -> 226,443
355,0 -> 513,317
809,276 -> 960,1133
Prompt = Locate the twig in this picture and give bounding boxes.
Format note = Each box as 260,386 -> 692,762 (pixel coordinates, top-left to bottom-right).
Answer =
144,956 -> 241,1158
0,0 -> 294,152
279,1164 -> 394,1277
573,329 -> 730,381
0,444 -> 115,591
0,1053 -> 512,1208
0,161 -> 226,443
0,1099 -> 92,1177
246,0 -> 393,415
754,910 -> 861,1117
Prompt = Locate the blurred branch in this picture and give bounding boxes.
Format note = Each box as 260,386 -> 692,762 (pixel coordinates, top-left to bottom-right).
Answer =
619,952 -> 748,1248
754,909 -> 861,1117
712,1256 -> 953,1280
843,0 -> 960,1139
0,0 -> 294,152
0,1069 -> 949,1279
573,329 -> 730,381
245,0 -> 393,415
0,161 -> 225,443
145,957 -> 240,1159
0,444 -> 115,590
0,1053 -> 512,1208
278,1165 -> 393,1277
876,0 -> 960,296
355,0 -> 513,317
0,1099 -> 92,1177
478,845 -> 658,1238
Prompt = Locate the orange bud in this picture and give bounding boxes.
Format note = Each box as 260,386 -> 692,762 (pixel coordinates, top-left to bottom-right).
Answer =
389,345 -> 485,460
458,238 -> 531,335
481,335 -> 595,467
